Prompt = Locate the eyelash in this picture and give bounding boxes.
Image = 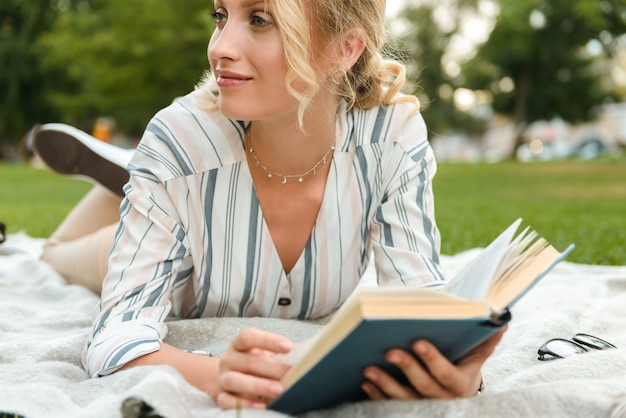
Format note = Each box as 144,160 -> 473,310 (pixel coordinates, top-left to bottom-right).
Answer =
209,10 -> 271,28
250,14 -> 270,28
209,10 -> 225,24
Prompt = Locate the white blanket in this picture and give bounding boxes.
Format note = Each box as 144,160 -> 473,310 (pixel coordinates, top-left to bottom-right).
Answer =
1,233 -> 626,418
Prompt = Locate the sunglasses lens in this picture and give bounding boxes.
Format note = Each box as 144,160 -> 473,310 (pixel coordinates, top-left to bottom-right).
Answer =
572,334 -> 617,350
544,339 -> 588,358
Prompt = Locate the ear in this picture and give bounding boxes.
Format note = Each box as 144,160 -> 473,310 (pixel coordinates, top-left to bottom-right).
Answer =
334,28 -> 367,72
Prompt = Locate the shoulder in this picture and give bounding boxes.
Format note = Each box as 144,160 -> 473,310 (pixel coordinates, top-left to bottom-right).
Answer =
131,89 -> 247,181
342,94 -> 429,156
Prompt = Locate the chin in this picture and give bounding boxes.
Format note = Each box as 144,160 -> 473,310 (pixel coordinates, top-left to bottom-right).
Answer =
218,99 -> 250,121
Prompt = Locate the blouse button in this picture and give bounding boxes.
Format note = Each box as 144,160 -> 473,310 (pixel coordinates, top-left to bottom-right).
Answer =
278,297 -> 292,306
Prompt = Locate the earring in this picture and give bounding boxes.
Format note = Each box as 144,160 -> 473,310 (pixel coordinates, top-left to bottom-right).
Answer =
331,68 -> 347,85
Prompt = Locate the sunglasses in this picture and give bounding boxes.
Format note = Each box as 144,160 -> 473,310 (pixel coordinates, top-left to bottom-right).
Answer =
538,333 -> 617,361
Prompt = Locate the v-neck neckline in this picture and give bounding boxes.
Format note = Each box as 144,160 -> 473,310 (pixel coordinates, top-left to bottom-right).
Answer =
239,109 -> 347,276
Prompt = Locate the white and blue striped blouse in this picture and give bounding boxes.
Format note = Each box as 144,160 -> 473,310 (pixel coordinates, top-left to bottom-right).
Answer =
83,88 -> 445,377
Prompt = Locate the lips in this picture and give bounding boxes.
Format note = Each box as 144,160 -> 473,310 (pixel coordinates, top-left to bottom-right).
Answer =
215,70 -> 252,88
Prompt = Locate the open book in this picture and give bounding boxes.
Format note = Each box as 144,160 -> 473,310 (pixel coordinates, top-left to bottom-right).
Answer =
268,218 -> 575,415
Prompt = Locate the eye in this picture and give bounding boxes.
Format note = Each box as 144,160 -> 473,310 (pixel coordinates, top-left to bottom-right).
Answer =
250,13 -> 272,28
209,9 -> 227,27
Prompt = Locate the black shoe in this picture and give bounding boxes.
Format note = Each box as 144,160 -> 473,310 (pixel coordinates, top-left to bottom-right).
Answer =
33,123 -> 134,197
0,222 -> 6,244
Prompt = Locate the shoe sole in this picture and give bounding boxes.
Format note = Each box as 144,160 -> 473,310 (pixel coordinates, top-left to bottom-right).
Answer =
34,130 -> 130,197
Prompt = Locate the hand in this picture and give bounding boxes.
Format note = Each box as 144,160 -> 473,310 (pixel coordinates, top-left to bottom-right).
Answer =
361,326 -> 507,400
214,328 -> 294,410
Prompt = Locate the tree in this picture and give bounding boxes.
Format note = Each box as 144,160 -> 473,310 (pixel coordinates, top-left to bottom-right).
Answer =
462,0 -> 626,157
0,0 -> 61,143
37,0 -> 214,136
393,0 -> 487,139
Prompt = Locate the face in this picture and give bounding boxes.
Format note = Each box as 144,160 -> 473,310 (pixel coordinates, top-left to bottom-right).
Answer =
208,0 -> 300,122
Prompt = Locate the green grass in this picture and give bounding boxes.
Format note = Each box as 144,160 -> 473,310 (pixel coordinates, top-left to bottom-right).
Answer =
1,158 -> 625,265
0,163 -> 91,238
434,158 -> 626,265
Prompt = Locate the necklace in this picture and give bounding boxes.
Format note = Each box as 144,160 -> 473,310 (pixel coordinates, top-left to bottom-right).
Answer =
246,129 -> 335,184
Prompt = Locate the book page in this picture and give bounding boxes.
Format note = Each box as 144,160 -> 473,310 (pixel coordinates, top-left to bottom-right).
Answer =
487,243 -> 575,309
489,237 -> 548,291
491,227 -> 538,280
443,218 -> 522,301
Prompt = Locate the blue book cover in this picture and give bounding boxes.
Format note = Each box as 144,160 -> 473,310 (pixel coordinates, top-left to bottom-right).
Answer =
269,315 -> 508,415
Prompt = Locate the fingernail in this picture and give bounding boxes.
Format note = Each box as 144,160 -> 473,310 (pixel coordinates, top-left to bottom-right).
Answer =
364,368 -> 377,381
386,353 -> 400,364
415,341 -> 428,355
280,340 -> 294,351
269,383 -> 284,396
361,382 -> 372,394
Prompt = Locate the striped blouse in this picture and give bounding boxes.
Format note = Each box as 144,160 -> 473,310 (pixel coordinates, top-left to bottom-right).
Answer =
83,88 -> 445,377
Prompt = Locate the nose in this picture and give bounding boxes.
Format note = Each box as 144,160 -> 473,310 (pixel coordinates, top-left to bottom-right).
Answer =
208,22 -> 242,62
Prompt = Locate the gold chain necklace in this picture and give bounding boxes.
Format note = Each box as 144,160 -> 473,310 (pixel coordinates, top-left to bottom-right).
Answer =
246,129 -> 335,184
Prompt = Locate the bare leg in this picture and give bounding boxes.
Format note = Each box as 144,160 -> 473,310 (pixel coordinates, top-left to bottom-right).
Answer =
41,185 -> 122,294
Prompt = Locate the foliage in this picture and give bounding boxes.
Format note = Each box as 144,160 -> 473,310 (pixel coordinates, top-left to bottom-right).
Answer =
394,0 -> 487,138
462,0 -> 626,155
36,0 -> 214,136
3,0 -> 625,149
0,0 -> 62,142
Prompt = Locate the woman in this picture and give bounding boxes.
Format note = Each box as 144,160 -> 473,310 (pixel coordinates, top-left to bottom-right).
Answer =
34,0 -> 504,410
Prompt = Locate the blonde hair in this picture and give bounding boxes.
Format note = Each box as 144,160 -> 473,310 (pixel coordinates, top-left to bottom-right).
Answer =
199,0 -> 418,122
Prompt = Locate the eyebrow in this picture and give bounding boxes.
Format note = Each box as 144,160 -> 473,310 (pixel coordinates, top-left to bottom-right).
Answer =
214,0 -> 268,11
241,0 -> 267,8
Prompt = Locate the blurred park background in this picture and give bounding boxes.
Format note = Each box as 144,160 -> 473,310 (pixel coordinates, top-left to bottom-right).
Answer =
1,0 -> 625,265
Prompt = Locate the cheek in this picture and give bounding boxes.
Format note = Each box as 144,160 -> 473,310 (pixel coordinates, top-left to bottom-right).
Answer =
262,50 -> 290,87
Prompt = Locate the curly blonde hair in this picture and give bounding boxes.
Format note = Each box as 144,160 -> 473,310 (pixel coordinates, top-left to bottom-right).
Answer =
199,0 -> 418,122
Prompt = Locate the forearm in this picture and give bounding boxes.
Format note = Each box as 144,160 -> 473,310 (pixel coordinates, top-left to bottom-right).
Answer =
118,329 -> 294,411
121,342 -> 221,399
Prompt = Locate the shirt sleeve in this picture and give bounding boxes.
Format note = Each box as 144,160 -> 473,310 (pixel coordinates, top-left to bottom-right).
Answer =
82,137 -> 194,378
368,106 -> 446,288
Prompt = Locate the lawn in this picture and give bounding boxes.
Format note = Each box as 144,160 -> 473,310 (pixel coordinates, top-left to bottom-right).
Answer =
434,158 -> 626,265
1,158 -> 625,265
0,163 -> 91,238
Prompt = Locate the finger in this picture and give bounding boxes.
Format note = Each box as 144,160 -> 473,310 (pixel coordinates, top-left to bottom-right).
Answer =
216,391 -> 267,410
221,349 -> 291,381
382,349 -> 449,399
231,328 -> 293,354
412,328 -> 508,397
219,369 -> 286,401
363,366 -> 421,400
410,339 -> 475,398
458,327 -> 508,366
361,380 -> 387,400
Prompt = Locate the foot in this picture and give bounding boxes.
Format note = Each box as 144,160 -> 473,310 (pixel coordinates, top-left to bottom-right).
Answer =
0,222 -> 5,244
32,124 -> 134,197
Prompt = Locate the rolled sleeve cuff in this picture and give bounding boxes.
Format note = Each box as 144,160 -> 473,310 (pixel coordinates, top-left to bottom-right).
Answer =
83,319 -> 167,378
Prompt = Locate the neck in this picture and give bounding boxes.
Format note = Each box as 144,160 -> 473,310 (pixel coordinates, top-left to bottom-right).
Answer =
247,130 -> 334,184
247,101 -> 339,178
